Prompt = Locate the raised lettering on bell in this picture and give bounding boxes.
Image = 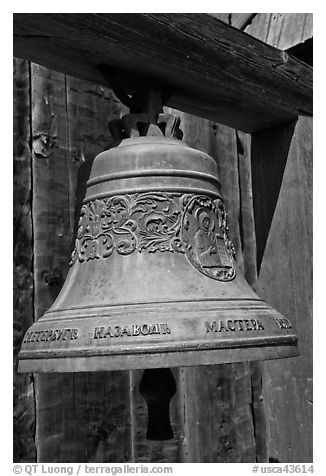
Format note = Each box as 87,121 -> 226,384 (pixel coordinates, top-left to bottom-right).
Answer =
23,328 -> 78,343
204,319 -> 265,333
94,323 -> 171,339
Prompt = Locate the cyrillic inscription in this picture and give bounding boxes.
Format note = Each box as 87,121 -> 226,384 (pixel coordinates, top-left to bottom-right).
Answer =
23,328 -> 78,343
205,319 -> 264,333
94,323 -> 171,339
275,318 -> 292,329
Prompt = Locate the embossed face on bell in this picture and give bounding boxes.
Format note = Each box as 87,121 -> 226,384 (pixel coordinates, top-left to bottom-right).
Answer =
195,210 -> 224,269
201,214 -> 211,233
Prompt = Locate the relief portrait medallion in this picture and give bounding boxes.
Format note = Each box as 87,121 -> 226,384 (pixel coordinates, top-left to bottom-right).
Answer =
181,195 -> 236,281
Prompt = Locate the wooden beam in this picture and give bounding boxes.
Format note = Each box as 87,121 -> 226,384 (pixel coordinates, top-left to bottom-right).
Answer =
13,13 -> 312,133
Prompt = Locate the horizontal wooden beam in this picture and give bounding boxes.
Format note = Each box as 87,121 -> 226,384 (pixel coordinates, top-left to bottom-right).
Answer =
13,13 -> 312,133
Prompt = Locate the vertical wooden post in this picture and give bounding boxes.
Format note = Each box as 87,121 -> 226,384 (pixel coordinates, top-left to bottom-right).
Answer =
236,130 -> 267,463
13,58 -> 36,463
31,63 -> 77,462
251,117 -> 312,462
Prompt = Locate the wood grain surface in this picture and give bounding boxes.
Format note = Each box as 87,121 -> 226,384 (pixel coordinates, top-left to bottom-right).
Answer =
13,58 -> 36,463
13,13 -> 312,133
31,63 -> 77,463
245,16 -> 312,460
245,13 -> 313,50
251,117 -> 313,462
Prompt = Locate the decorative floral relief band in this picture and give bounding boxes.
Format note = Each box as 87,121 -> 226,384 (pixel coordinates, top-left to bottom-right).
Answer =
69,192 -> 236,281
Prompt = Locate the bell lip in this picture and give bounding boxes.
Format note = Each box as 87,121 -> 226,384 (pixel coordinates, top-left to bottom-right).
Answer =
18,297 -> 299,374
18,342 -> 299,373
18,334 -> 298,360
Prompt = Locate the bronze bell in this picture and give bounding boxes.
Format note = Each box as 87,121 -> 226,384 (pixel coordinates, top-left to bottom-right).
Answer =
18,110 -> 299,374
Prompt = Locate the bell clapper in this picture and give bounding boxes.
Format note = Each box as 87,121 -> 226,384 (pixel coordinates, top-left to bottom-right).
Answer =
139,368 -> 177,440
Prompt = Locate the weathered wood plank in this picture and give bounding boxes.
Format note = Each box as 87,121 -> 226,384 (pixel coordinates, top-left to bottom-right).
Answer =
245,13 -> 272,43
179,363 -> 257,462
265,14 -> 286,48
13,58 -> 36,463
245,13 -> 313,50
233,131 -> 267,462
231,13 -> 257,30
245,12 -> 312,465
251,116 -> 312,462
13,13 -> 312,133
73,371 -> 132,463
276,14 -> 307,50
30,63 -> 78,463
208,13 -> 230,24
250,361 -> 267,462
251,121 -> 297,272
302,14 -> 313,43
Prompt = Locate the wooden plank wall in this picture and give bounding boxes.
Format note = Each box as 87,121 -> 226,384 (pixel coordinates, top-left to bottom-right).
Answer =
13,59 -> 264,462
246,13 -> 313,463
251,119 -> 313,462
244,13 -> 312,50
13,58 -> 36,463
211,13 -> 313,50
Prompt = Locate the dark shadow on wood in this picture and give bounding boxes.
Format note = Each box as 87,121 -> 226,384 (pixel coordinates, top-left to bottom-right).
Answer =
72,156 -> 95,250
287,38 -> 313,67
251,120 -> 297,272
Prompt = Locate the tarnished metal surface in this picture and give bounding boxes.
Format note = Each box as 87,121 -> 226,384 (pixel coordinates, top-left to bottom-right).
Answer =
19,136 -> 299,372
